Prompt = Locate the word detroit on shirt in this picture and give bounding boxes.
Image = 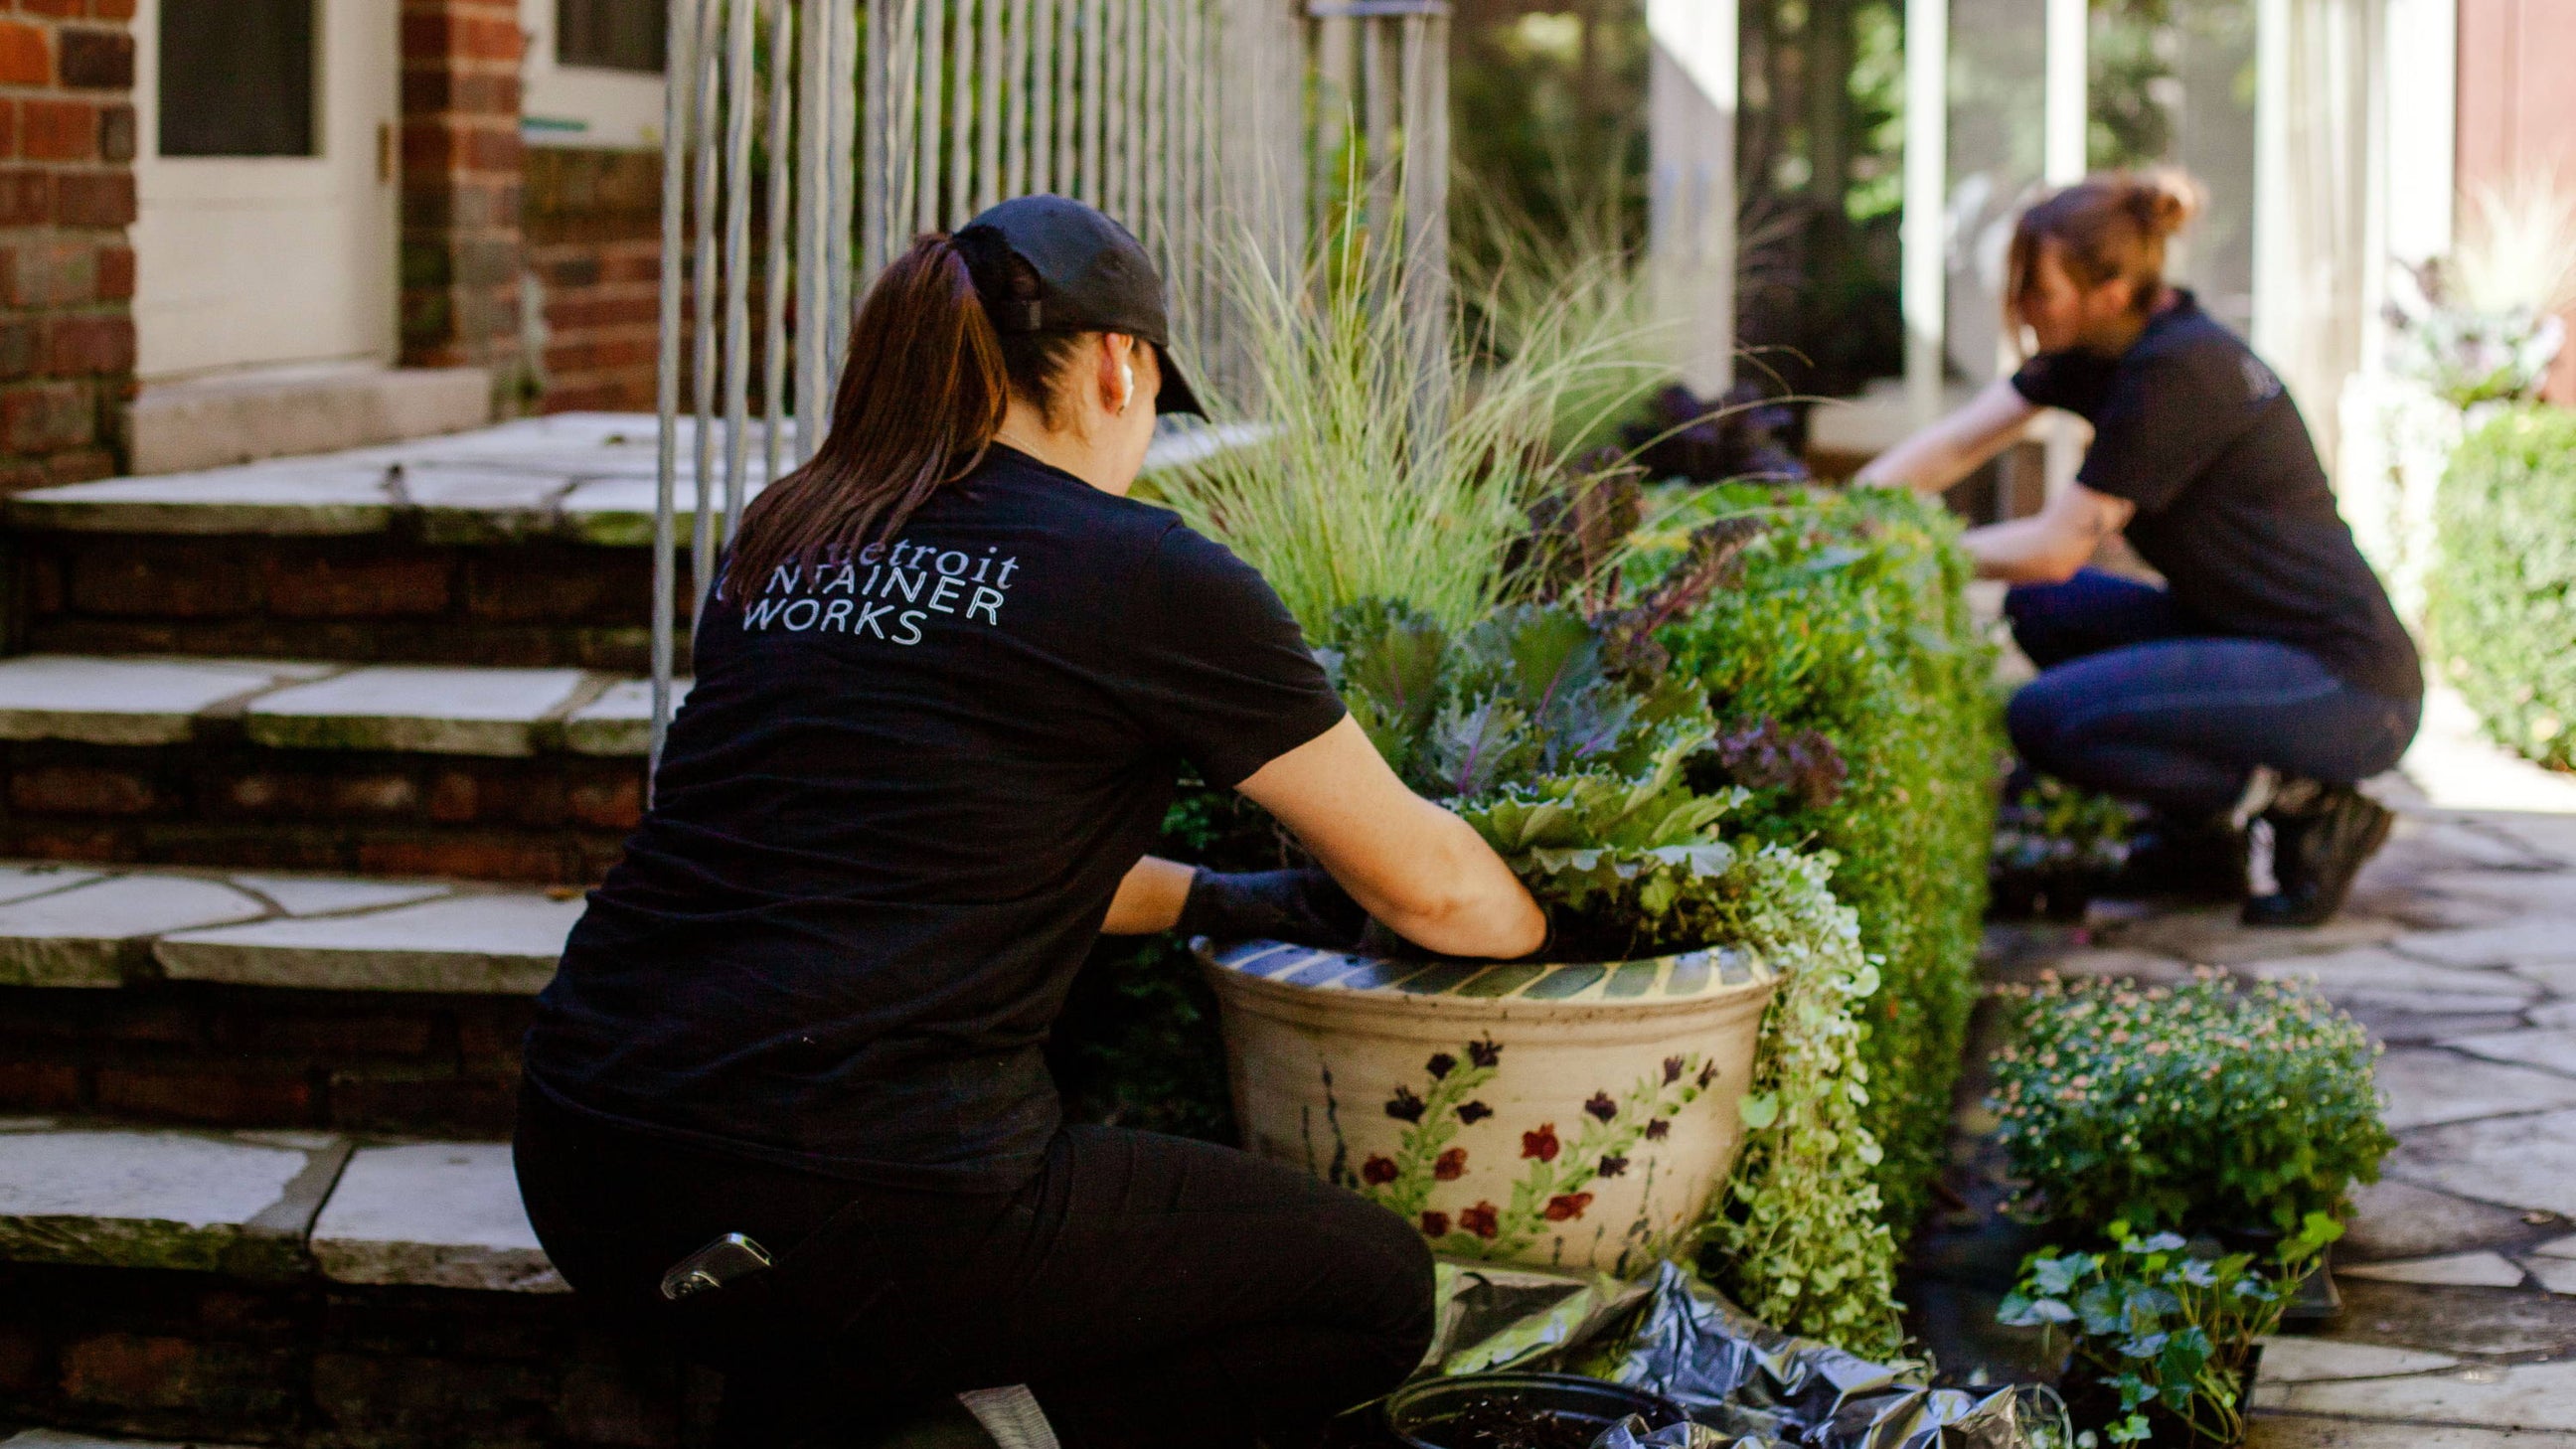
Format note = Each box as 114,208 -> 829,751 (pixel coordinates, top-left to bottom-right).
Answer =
736,540 -> 1022,646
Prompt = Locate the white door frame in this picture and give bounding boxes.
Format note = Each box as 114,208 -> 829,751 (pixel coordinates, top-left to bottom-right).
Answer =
132,0 -> 401,384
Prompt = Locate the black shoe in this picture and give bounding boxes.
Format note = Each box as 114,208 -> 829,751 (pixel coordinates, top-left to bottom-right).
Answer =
2242,786 -> 2393,927
2112,816 -> 2248,901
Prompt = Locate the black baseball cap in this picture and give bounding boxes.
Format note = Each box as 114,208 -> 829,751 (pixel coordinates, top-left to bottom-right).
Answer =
956,195 -> 1206,417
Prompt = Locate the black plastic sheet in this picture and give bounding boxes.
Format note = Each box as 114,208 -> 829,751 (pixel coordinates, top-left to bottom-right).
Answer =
1408,1260 -> 2070,1449
1594,1263 -> 2071,1449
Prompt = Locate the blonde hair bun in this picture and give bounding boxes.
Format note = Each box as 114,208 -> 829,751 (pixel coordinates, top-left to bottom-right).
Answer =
2128,167 -> 2207,241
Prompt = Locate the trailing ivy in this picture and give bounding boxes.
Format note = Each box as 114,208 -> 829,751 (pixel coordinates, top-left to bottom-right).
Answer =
1697,845 -> 1905,1359
1655,483 -> 2002,1235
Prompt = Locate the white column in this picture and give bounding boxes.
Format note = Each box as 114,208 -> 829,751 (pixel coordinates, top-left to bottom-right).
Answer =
2250,0 -> 2293,365
2042,0 -> 2086,186
2041,0 -> 2087,495
1901,0 -> 1949,425
1647,0 -> 1738,398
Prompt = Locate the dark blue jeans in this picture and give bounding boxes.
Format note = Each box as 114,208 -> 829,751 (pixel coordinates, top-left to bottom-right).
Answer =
2004,570 -> 2421,819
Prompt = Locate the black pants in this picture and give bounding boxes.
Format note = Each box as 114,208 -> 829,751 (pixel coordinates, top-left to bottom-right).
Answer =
2004,569 -> 2421,819
512,1084 -> 1435,1448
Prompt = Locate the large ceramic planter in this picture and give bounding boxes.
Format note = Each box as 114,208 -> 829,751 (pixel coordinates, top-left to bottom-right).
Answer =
1198,939 -> 1777,1275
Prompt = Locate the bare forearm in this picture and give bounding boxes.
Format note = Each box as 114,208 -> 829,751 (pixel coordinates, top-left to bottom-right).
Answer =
1101,854 -> 1195,934
1345,804 -> 1546,959
1961,517 -> 2090,584
1854,430 -> 1978,495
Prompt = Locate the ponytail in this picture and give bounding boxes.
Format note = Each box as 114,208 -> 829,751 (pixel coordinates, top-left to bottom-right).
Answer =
2007,167 -> 2209,331
722,235 -> 1009,603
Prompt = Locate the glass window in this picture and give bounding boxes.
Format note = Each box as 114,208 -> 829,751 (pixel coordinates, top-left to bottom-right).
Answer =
559,0 -> 669,73
159,0 -> 316,158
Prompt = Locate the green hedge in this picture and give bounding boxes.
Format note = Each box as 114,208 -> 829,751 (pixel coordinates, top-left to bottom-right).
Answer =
2433,405 -> 2576,768
1657,484 -> 2001,1233
1053,483 -> 2002,1239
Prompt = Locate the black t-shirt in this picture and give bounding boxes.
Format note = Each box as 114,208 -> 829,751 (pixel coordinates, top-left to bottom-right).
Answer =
2011,292 -> 2421,699
523,445 -> 1347,1190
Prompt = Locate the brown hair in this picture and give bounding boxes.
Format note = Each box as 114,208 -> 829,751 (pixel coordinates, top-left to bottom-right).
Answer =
2007,167 -> 2207,329
720,232 -> 1086,601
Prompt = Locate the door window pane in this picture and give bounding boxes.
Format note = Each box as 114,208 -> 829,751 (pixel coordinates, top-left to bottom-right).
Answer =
159,0 -> 316,158
559,0 -> 669,73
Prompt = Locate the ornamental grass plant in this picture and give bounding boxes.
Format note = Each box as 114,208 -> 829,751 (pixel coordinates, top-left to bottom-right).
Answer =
1144,205 -> 1668,633
1991,971 -> 2393,1238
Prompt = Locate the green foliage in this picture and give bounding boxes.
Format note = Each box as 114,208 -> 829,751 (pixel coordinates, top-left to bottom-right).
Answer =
1656,483 -> 2003,1232
2001,1217 -> 2339,1446
1698,845 -> 1906,1359
1991,972 -> 2394,1236
1146,207 -> 1664,635
2431,405 -> 2576,767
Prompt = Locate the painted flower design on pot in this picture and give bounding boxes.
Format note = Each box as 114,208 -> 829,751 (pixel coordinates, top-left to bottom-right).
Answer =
1350,1035 -> 1716,1262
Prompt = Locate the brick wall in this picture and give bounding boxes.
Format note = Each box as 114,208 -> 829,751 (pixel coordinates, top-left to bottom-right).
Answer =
527,147 -> 662,413
401,0 -> 530,405
0,0 -> 133,491
0,1263 -> 713,1447
0,981 -> 534,1135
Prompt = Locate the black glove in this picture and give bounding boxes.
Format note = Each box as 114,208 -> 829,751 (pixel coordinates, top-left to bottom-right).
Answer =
1175,868 -> 1370,951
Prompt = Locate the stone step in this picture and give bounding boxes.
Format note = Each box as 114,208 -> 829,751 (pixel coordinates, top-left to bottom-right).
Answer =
4,414 -> 1251,671
0,1119 -> 561,1289
0,863 -> 572,1133
0,657 -> 680,883
0,862 -> 577,994
12,411 -> 1251,544
0,1122 -> 688,1449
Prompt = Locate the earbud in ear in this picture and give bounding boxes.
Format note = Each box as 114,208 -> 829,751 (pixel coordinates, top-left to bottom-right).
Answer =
1120,361 -> 1137,412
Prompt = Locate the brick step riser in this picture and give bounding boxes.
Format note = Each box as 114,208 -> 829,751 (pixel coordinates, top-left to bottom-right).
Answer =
0,1262 -> 711,1449
12,534 -> 696,674
1,982 -> 532,1138
0,739 -> 642,885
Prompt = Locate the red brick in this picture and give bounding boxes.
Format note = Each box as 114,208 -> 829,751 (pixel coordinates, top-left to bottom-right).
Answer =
327,1069 -> 517,1134
0,169 -> 45,227
0,99 -> 19,160
93,0 -> 139,20
22,98 -> 95,162
21,0 -> 85,17
260,554 -> 453,618
328,773 -> 420,816
56,27 -> 131,88
44,313 -> 130,374
10,761 -> 157,815
0,317 -> 34,379
233,1010 -> 439,1059
424,769 -> 477,822
356,835 -> 568,883
0,1327 -> 43,1395
0,1057 -> 81,1110
54,169 -> 134,227
2,241 -> 93,307
94,1065 -> 312,1125
0,381 -> 89,452
62,1335 -> 198,1409
567,776 -> 641,830
71,549 -> 256,616
96,99 -> 131,161
93,241 -> 130,298
43,445 -> 112,484
0,22 -> 46,87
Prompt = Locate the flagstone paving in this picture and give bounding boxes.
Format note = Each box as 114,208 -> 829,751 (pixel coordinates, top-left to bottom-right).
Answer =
1915,688 -> 2576,1442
